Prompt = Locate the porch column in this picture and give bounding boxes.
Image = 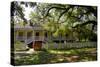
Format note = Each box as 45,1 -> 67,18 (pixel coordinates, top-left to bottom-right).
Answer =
43,31 -> 45,41
24,31 -> 27,43
16,31 -> 19,41
50,32 -> 52,40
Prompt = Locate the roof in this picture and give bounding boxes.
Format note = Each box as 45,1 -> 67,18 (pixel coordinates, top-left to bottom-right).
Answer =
14,23 -> 44,31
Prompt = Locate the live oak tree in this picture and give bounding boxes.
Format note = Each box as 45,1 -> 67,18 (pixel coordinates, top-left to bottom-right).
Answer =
11,1 -> 36,26
11,1 -> 97,41
31,3 -> 97,41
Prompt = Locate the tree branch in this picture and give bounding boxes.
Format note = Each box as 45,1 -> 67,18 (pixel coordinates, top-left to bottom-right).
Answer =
57,7 -> 74,24
44,5 -> 74,18
73,21 -> 97,29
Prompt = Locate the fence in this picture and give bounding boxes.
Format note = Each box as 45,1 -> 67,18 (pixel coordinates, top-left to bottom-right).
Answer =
42,42 -> 97,49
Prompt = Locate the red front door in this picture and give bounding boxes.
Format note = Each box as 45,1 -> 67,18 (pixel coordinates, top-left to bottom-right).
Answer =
32,32 -> 42,50
33,41 -> 42,50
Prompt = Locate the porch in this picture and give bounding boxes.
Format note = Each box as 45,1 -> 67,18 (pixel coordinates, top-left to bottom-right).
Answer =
15,36 -> 71,44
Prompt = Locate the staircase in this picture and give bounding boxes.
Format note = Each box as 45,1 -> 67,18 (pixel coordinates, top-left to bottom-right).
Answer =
25,37 -> 33,44
25,36 -> 45,44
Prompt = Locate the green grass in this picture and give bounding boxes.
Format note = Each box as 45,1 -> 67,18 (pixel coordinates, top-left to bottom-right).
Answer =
14,48 -> 97,66
14,41 -> 27,51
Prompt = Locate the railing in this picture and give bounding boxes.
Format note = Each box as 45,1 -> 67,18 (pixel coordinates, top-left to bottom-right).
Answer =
16,36 -> 44,40
33,36 -> 44,41
25,36 -> 45,44
44,37 -> 73,41
16,36 -> 70,40
25,37 -> 33,44
16,36 -> 26,41
51,37 -> 67,40
16,36 -> 73,44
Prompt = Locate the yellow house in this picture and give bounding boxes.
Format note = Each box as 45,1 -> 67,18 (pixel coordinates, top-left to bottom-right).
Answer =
14,23 -> 73,50
14,23 -> 52,50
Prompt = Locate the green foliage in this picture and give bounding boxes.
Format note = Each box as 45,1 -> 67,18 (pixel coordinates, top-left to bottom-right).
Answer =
14,41 -> 26,51
13,2 -> 97,42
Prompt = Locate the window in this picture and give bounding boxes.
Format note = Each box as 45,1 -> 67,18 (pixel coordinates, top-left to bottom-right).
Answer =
45,32 -> 47,37
19,32 -> 23,37
35,32 -> 39,36
27,31 -> 32,37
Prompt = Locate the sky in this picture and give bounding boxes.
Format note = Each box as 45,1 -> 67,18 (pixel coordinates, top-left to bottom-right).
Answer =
22,5 -> 36,20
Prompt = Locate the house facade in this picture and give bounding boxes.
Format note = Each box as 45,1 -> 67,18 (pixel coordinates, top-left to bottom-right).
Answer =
14,23 -> 73,50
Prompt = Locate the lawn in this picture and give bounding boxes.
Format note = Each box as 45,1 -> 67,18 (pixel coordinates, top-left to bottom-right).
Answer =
14,48 -> 97,66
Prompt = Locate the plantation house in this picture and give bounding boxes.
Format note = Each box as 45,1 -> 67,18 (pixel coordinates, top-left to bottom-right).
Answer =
14,23 -> 96,50
14,23 -> 74,50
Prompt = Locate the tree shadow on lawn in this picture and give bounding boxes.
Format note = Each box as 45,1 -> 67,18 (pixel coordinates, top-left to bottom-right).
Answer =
15,51 -> 70,66
61,48 -> 97,62
14,48 -> 97,66
15,51 -> 56,65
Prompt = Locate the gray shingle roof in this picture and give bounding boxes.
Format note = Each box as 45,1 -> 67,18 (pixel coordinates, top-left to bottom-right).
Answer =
14,23 -> 44,30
